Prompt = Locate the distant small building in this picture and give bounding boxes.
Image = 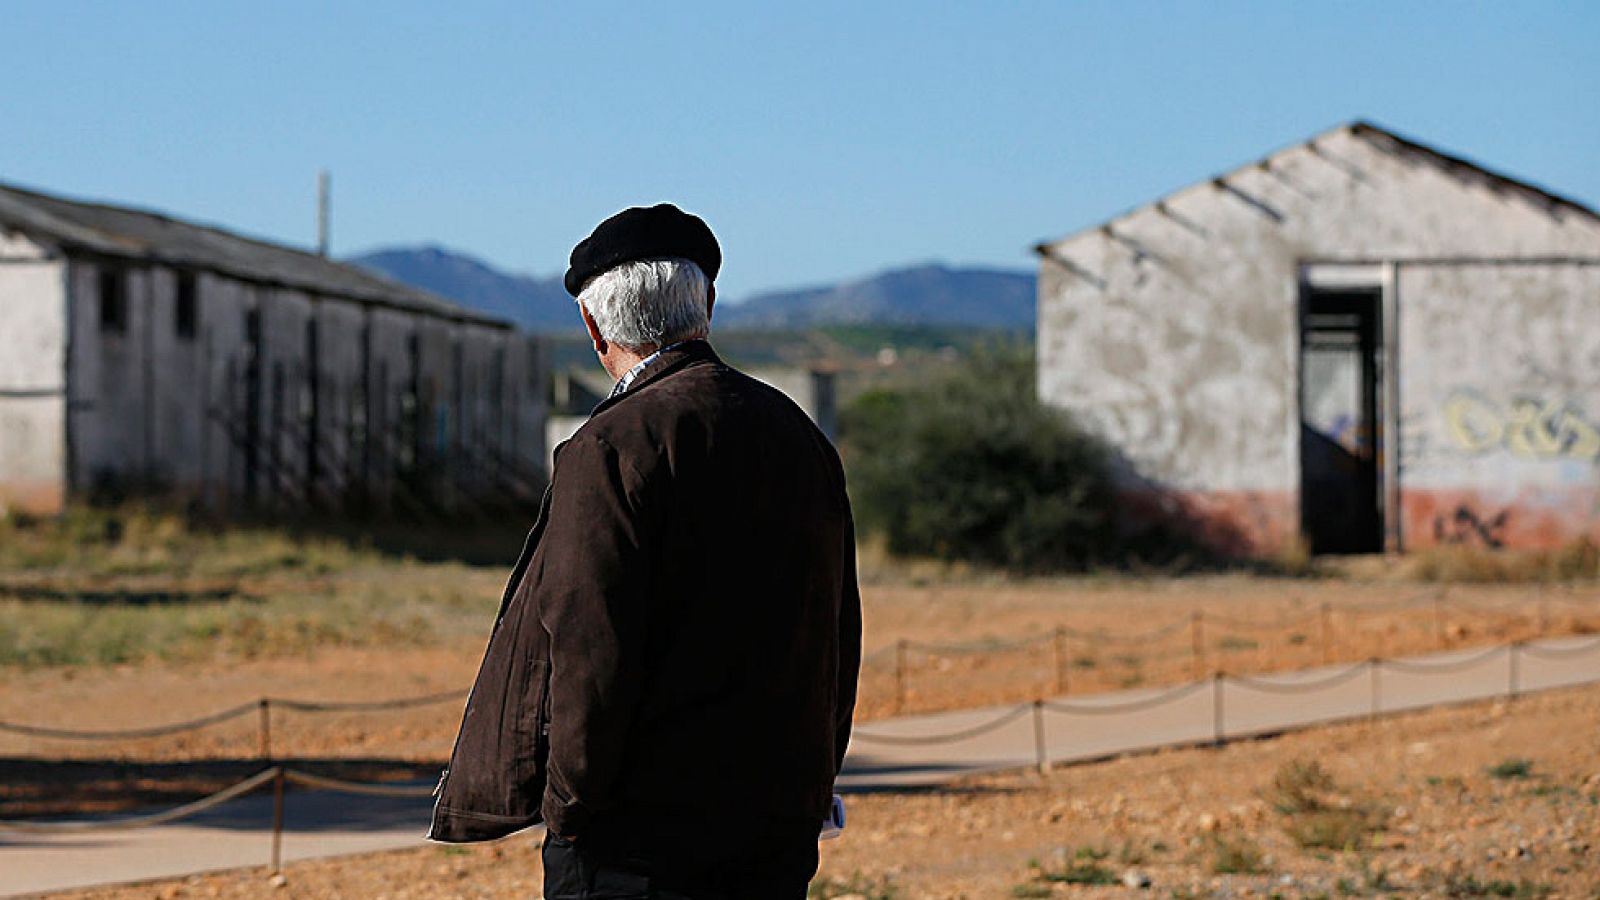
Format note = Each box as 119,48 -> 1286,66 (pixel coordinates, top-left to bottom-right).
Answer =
1034,122 -> 1600,556
544,365 -> 836,474
0,182 -> 546,516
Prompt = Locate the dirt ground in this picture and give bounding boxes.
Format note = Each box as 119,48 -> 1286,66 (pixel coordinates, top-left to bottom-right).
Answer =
41,682 -> 1600,899
4,577 -> 1596,816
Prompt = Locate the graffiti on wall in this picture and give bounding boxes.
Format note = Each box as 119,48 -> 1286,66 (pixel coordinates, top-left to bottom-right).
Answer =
1442,391 -> 1600,462
1432,504 -> 1509,548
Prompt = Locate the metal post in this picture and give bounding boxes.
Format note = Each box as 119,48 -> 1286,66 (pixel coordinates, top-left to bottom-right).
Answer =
1032,700 -> 1050,775
1508,642 -> 1521,702
258,698 -> 272,761
894,640 -> 908,714
270,768 -> 286,873
1052,627 -> 1068,696
316,170 -> 331,257
1211,671 -> 1225,747
1191,612 -> 1205,680
1320,603 -> 1333,664
1368,658 -> 1381,722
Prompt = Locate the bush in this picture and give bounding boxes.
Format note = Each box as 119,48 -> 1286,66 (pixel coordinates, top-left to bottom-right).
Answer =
1268,759 -> 1388,850
1208,836 -> 1267,874
840,348 -> 1130,572
1486,758 -> 1533,780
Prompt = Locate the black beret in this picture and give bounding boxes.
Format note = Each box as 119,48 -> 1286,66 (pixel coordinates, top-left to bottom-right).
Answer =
564,203 -> 721,297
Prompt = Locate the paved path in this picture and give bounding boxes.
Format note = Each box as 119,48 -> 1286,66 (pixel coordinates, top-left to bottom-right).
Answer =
3,637 -> 1597,897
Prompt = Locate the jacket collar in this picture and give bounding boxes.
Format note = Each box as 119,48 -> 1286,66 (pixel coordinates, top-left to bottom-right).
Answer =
589,339 -> 721,417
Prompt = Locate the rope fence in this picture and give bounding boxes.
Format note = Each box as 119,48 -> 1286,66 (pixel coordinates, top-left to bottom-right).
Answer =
854,634 -> 1600,776
0,766 -> 438,873
0,689 -> 467,761
874,593 -> 1598,712
2,635 -> 1596,878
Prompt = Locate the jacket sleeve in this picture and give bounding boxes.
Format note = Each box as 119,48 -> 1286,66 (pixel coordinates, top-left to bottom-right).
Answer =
536,434 -> 659,839
834,504 -> 862,773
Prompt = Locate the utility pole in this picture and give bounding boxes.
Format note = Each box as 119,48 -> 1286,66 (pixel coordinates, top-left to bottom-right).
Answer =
317,170 -> 331,257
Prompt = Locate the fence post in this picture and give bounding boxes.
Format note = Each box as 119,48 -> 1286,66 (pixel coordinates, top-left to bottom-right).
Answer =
894,640 -> 908,714
1537,600 -> 1550,638
1320,603 -> 1332,664
1507,642 -> 1521,702
1211,671 -> 1224,747
258,699 -> 273,762
270,767 -> 286,873
1191,612 -> 1205,681
1368,658 -> 1381,722
1032,699 -> 1050,775
1052,627 -> 1068,696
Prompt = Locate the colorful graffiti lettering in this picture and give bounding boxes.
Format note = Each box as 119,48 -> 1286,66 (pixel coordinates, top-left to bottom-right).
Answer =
1432,505 -> 1509,548
1442,391 -> 1600,462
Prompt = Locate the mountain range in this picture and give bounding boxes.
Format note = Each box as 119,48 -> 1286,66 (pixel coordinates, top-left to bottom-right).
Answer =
350,246 -> 1035,333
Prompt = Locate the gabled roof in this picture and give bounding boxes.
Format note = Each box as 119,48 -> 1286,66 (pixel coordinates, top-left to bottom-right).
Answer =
1034,120 -> 1600,255
0,181 -> 510,329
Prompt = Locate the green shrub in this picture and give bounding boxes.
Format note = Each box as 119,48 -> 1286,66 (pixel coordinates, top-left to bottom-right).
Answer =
840,347 -> 1196,572
1486,758 -> 1533,780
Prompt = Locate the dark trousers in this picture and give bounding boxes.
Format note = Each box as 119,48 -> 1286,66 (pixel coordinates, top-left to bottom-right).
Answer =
540,825 -> 816,900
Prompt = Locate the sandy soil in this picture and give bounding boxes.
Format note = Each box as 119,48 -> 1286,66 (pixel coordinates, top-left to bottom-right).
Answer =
4,578 -> 1595,817
41,682 -> 1600,899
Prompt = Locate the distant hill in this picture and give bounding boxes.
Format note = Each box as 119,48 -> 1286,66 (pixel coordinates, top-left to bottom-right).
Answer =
351,247 -> 1035,333
719,263 -> 1035,331
350,245 -> 573,331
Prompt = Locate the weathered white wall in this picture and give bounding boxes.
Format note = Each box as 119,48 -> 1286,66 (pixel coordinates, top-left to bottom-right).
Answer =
0,234 -> 66,512
1037,125 -> 1600,552
1398,262 -> 1600,548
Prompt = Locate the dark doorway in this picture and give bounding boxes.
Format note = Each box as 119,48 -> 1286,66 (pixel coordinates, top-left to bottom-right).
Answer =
1299,287 -> 1384,554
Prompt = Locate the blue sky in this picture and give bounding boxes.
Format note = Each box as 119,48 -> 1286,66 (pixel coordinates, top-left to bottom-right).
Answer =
2,2 -> 1595,300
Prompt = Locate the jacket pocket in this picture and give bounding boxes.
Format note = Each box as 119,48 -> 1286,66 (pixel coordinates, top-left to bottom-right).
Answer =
431,597 -> 551,842
515,657 -> 552,788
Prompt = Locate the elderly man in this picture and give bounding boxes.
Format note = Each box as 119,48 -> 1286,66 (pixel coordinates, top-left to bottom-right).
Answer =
429,204 -> 861,899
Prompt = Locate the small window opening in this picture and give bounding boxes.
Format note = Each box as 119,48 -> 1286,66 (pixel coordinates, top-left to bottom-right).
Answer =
175,272 -> 198,339
98,268 -> 127,333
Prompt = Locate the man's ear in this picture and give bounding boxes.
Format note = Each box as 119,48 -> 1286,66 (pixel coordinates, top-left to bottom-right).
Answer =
705,285 -> 716,323
579,303 -> 607,355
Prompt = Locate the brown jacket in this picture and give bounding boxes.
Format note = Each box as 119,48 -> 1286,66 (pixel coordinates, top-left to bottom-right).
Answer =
428,341 -> 861,855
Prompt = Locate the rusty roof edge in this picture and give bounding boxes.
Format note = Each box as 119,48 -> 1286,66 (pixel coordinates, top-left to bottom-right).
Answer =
1029,119 -> 1600,258
0,180 -> 515,331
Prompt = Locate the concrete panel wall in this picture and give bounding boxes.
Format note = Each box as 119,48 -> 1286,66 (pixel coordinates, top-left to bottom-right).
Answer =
145,268 -> 205,488
1397,262 -> 1600,548
68,259 -> 152,491
0,236 -> 67,513
1037,126 -> 1600,554
198,273 -> 252,502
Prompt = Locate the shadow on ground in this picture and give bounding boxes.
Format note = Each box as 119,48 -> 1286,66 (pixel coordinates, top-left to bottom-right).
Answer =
0,757 -> 444,820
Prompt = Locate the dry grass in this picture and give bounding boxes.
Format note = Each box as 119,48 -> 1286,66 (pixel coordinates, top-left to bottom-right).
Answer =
1406,539 -> 1600,584
1268,759 -> 1390,851
0,505 -> 507,668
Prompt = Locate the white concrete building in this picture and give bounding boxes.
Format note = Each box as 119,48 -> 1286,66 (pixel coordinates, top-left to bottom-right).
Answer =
0,182 -> 545,516
1035,122 -> 1600,556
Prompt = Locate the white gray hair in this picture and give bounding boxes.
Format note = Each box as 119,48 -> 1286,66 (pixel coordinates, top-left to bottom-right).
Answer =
577,257 -> 711,350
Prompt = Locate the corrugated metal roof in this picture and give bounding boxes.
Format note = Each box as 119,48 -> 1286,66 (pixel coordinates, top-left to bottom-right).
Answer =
0,181 -> 511,329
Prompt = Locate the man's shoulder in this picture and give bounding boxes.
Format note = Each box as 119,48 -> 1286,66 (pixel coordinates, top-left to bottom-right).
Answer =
574,358 -> 835,462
